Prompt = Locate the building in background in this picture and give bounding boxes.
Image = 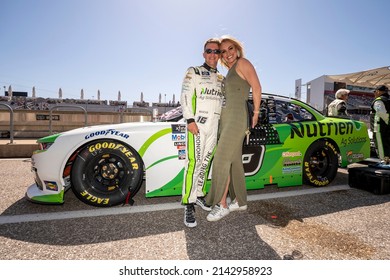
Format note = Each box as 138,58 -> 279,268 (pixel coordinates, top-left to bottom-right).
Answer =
302,66 -> 390,122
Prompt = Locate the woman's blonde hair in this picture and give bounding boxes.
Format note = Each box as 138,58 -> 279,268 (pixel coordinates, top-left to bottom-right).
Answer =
220,35 -> 245,68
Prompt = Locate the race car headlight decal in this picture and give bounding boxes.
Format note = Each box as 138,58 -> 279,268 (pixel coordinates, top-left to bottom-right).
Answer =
39,142 -> 54,151
37,133 -> 61,151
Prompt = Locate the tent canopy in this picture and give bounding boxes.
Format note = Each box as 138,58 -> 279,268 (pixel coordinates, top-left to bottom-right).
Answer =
327,66 -> 390,89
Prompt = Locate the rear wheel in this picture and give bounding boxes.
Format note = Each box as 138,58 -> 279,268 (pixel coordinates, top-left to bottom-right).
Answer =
71,140 -> 143,207
303,140 -> 338,187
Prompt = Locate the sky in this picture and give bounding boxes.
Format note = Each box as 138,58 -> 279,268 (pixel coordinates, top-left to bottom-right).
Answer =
1,0 -> 389,104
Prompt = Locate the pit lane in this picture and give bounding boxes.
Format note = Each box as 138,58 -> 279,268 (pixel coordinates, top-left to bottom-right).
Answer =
0,159 -> 389,260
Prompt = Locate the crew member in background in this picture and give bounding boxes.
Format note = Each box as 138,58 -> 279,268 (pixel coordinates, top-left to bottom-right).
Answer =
327,88 -> 350,117
370,85 -> 390,164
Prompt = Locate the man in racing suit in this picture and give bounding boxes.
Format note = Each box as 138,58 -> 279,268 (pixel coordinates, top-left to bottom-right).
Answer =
370,85 -> 390,164
181,38 -> 224,227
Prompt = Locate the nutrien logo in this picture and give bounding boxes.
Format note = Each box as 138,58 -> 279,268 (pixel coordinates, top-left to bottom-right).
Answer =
201,88 -> 223,97
290,122 -> 353,139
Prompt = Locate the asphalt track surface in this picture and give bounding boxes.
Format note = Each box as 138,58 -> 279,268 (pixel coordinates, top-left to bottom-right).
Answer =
1,159 -> 390,260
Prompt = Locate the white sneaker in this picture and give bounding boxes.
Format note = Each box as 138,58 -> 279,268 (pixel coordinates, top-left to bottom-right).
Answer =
228,199 -> 247,212
206,204 -> 230,222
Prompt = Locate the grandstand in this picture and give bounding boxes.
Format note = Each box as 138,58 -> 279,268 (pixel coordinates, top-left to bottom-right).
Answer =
0,94 -> 180,116
323,89 -> 372,122
1,91 -> 183,138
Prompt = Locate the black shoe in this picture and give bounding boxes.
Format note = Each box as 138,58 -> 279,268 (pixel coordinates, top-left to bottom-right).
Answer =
196,197 -> 212,211
184,204 -> 197,228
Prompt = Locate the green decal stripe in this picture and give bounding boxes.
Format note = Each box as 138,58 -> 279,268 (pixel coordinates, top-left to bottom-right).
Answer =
146,155 -> 178,170
138,128 -> 172,157
37,133 -> 61,143
192,89 -> 197,114
30,190 -> 64,204
182,133 -> 195,204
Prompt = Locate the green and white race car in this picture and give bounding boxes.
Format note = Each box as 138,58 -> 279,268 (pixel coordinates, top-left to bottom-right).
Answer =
26,93 -> 370,207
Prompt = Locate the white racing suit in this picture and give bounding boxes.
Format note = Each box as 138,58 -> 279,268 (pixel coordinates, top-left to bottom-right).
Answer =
180,63 -> 224,204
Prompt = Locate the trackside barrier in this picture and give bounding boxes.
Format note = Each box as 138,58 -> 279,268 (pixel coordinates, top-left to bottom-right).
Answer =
49,105 -> 87,135
0,103 -> 14,143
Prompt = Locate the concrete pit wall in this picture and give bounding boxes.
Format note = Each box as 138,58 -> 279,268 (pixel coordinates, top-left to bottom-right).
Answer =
0,110 -> 152,138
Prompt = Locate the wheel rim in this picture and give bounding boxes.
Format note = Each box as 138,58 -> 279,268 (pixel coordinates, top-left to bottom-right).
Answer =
308,147 -> 331,178
85,153 -> 131,194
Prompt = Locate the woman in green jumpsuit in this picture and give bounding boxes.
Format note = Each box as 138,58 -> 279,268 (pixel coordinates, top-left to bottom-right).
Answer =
206,36 -> 262,222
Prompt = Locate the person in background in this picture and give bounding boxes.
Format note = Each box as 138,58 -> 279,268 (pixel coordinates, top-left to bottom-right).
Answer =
370,85 -> 390,164
206,35 -> 262,222
327,88 -> 350,117
284,113 -> 294,123
180,38 -> 224,227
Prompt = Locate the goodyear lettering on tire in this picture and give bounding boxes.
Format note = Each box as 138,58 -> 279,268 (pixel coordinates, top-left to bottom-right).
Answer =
88,142 -> 139,170
80,190 -> 110,205
303,140 -> 338,187
304,161 -> 330,186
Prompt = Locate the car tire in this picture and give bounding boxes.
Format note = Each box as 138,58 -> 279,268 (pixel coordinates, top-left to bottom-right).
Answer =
71,140 -> 143,207
303,139 -> 338,187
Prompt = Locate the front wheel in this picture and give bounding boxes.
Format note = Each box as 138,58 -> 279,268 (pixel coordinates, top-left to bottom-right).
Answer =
71,140 -> 143,207
303,140 -> 338,187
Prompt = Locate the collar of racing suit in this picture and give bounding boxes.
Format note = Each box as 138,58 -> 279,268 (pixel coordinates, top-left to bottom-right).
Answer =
202,63 -> 218,73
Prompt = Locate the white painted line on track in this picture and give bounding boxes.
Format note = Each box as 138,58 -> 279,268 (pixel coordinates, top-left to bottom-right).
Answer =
0,185 -> 351,225
0,158 -> 30,161
248,184 -> 350,201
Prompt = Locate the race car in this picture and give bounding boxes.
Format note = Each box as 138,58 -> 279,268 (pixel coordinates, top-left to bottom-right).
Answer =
26,93 -> 371,207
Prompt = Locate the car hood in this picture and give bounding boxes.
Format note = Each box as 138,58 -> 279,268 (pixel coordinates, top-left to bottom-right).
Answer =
59,121 -> 179,137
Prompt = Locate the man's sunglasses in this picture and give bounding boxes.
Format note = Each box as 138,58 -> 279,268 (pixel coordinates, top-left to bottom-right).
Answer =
205,49 -> 221,54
